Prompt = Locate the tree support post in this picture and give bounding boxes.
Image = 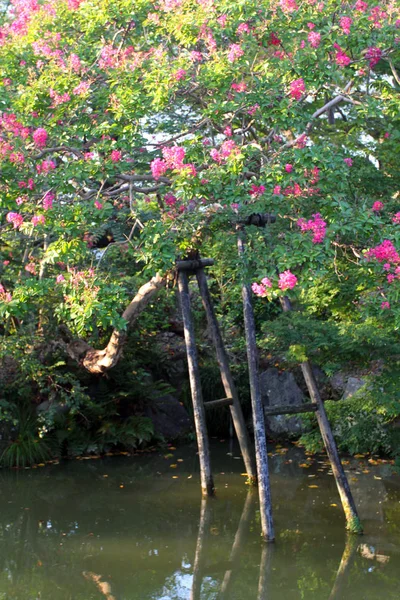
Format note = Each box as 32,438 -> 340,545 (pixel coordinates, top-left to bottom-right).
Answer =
191,497 -> 212,600
196,267 -> 257,483
178,271 -> 214,497
237,230 -> 275,542
281,297 -> 362,534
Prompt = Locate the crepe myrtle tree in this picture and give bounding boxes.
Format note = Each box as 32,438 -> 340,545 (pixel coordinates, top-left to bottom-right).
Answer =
0,0 -> 399,374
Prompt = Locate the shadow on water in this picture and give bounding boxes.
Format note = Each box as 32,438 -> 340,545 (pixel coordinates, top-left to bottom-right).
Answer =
0,441 -> 399,599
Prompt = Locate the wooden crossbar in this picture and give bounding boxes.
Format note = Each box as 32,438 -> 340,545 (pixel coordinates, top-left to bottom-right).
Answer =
176,258 -> 214,271
263,403 -> 318,417
204,398 -> 233,409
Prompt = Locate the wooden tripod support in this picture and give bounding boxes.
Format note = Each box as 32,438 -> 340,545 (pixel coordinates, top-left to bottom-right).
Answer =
177,259 -> 257,498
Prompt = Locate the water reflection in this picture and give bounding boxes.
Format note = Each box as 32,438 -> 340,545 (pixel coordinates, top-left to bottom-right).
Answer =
0,442 -> 398,599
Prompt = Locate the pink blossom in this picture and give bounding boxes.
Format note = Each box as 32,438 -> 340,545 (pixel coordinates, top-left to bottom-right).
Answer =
16,196 -> 24,205
6,212 -> 23,228
355,0 -> 368,12
210,148 -> 222,163
368,6 -> 387,29
94,200 -> 103,210
49,89 -> 70,107
278,270 -> 298,290
366,240 -> 400,265
36,159 -> 56,174
273,185 -> 282,195
372,201 -> 384,212
217,14 -> 228,27
73,81 -> 90,96
32,127 -> 48,148
231,81 -> 247,92
392,212 -> 400,224
237,23 -> 250,35
190,51 -> 203,62
162,146 -> 186,169
308,31 -> 321,48
224,126 -> 232,137
84,152 -> 94,160
387,274 -> 395,283
9,152 -> 25,164
343,157 -> 353,167
25,262 -> 37,275
43,191 -> 55,210
173,69 -> 187,81
381,301 -> 390,310
384,132 -> 390,139
56,274 -> 65,283
285,163 -> 293,173
339,16 -> 353,35
247,104 -> 259,115
280,0 -> 298,13
261,277 -> 273,288
31,214 -> 45,226
249,184 -> 266,198
252,282 -> 269,297
268,33 -> 281,46
297,213 -> 327,243
231,203 -> 239,212
220,139 -> 237,157
3,261 -> 10,266
289,78 -> 305,100
227,44 -> 244,63
296,134 -> 307,149
182,163 -> 197,177
365,47 -> 383,68
333,43 -> 351,66
111,149 -> 122,162
164,193 -> 177,207
150,158 -> 168,179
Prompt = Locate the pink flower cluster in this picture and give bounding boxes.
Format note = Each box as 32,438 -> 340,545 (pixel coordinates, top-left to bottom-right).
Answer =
278,270 -> 298,290
173,69 -> 187,81
43,190 -> 55,210
333,43 -> 351,66
381,301 -> 390,310
49,89 -> 70,107
237,23 -> 250,35
252,277 -> 273,297
231,81 -> 247,92
249,184 -> 265,198
343,157 -> 353,166
365,46 -> 383,68
32,127 -> 48,148
6,211 -> 23,228
0,284 -> 12,303
392,212 -> 400,224
36,159 -> 56,174
308,31 -> 321,48
227,44 -> 244,63
339,16 -> 353,35
111,149 -> 122,162
372,201 -> 384,212
31,214 -> 45,226
151,146 -> 196,180
297,213 -> 327,243
366,240 -> 400,265
289,78 -> 305,100
252,271 -> 298,296
210,140 -> 238,164
73,81 -> 90,96
280,0 -> 298,13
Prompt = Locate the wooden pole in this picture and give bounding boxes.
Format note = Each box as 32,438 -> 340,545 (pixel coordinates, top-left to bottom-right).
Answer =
281,297 -> 362,533
196,267 -> 257,483
178,271 -> 214,497
190,497 -> 211,600
237,231 -> 275,542
220,490 -> 256,598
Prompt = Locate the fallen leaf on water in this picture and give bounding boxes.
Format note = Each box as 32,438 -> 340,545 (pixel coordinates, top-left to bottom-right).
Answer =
164,453 -> 174,459
374,475 -> 382,480
354,454 -> 365,458
37,560 -> 43,567
368,459 -> 379,465
342,460 -> 350,465
241,473 -> 248,477
351,477 -> 358,481
169,446 -> 176,450
172,475 -> 179,479
170,464 -> 178,468
330,503 -> 338,507
308,485 -> 319,489
177,458 -> 184,462
362,469 -> 370,474
119,485 -> 124,488
299,463 -> 310,468
187,475 -> 192,479
102,474 -> 108,478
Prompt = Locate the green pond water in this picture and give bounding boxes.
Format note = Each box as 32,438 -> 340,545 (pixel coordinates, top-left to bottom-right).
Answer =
0,441 -> 399,600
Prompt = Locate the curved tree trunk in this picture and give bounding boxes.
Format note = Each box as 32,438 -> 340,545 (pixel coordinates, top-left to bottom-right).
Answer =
65,273 -> 167,374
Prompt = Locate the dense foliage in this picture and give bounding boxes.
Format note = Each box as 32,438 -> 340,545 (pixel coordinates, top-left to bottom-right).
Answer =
0,0 -> 399,464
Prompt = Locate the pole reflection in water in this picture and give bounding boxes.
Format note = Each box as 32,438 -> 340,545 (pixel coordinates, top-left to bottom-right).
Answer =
328,535 -> 359,600
257,542 -> 274,600
220,490 -> 256,598
191,496 -> 212,600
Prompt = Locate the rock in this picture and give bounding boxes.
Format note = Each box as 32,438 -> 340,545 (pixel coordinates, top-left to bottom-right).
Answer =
330,372 -> 347,395
144,394 -> 192,440
260,368 -> 307,437
343,377 -> 366,399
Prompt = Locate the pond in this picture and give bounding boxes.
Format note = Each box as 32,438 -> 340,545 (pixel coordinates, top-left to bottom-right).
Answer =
0,440 -> 399,600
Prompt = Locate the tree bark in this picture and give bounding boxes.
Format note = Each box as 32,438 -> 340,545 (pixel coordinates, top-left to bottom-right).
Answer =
63,273 -> 167,374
